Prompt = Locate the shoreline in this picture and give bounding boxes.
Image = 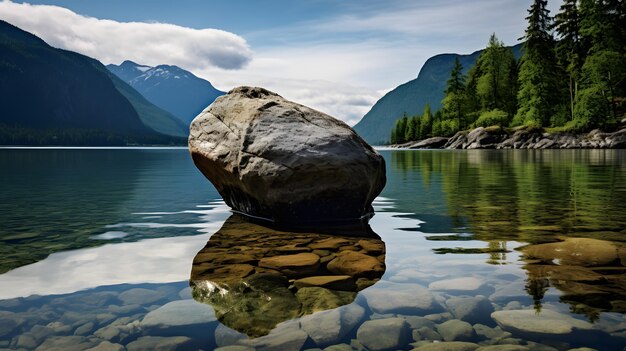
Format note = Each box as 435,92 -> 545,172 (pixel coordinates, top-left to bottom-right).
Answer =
383,125 -> 626,150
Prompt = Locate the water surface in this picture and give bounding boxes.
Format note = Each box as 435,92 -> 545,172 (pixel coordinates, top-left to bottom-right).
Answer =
0,148 -> 624,350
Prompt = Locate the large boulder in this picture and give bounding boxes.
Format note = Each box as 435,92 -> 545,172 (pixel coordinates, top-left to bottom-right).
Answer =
189,86 -> 386,224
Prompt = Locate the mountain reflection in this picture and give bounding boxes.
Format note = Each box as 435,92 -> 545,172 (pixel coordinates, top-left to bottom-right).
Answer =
189,214 -> 385,337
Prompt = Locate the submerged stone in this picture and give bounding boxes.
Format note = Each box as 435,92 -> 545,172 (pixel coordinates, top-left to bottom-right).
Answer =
189,86 -> 386,224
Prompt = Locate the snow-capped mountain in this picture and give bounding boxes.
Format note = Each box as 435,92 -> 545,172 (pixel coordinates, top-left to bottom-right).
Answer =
107,61 -> 225,124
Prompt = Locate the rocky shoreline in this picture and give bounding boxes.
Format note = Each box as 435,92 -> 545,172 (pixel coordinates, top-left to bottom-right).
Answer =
389,125 -> 626,150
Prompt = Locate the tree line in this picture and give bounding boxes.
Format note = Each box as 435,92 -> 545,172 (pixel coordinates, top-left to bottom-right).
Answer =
391,0 -> 625,144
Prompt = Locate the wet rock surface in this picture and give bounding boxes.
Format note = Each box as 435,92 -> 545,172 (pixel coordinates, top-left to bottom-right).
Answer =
189,214 -> 385,337
188,86 -> 386,223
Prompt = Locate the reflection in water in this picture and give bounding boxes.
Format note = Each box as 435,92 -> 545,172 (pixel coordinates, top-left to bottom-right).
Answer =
389,149 -> 626,243
0,148 -> 220,273
520,237 -> 626,319
189,215 -> 385,337
387,149 -> 626,318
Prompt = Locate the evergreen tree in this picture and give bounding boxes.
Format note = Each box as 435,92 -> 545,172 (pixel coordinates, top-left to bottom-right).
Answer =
554,0 -> 583,121
405,114 -> 417,142
442,57 -> 467,130
474,34 -> 518,119
515,0 -> 563,127
419,104 -> 432,139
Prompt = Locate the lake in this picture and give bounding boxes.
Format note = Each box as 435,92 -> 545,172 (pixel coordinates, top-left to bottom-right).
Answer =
0,148 -> 625,351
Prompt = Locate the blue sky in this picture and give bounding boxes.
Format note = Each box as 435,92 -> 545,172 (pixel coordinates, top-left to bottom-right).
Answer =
0,0 -> 560,125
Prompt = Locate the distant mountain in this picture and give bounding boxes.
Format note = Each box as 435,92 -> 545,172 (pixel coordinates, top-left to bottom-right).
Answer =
0,20 -> 188,145
107,61 -> 225,124
354,44 -> 522,145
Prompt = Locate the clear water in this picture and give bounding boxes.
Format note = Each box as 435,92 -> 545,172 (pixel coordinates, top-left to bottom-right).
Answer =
0,148 -> 625,350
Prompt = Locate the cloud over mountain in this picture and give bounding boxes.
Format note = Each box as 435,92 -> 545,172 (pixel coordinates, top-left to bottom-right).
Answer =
0,0 -> 252,70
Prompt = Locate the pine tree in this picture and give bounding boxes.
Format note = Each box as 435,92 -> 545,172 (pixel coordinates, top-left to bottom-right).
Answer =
442,57 -> 467,130
515,0 -> 563,127
419,104 -> 432,139
554,0 -> 583,121
473,34 -> 518,119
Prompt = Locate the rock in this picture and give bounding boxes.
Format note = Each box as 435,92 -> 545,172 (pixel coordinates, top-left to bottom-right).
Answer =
326,251 -> 385,278
491,309 -> 595,338
403,316 -> 436,330
35,336 -> 99,351
118,288 -> 166,305
240,329 -> 309,351
215,346 -> 255,351
323,344 -> 353,351
446,296 -> 495,325
362,282 -> 442,314
85,341 -> 126,351
412,341 -> 480,351
93,323 -> 138,344
414,327 -> 443,341
189,86 -> 386,223
410,137 -> 450,149
437,319 -> 476,341
296,287 -> 357,315
126,336 -> 193,351
215,324 -> 247,347
15,334 -> 38,349
429,277 -> 487,294
141,299 -> 217,329
258,253 -> 321,278
300,304 -> 365,347
473,324 -> 511,341
519,237 -> 621,267
0,311 -> 23,337
356,318 -> 411,351
294,275 -> 356,291
476,346 -> 529,351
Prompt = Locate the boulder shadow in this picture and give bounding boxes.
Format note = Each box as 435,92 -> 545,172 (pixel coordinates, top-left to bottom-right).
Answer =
188,214 -> 386,338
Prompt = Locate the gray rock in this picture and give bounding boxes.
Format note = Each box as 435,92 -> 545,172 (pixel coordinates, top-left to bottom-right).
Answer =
240,329 -> 308,351
436,319 -> 476,342
446,296 -> 495,325
402,316 -> 436,329
491,309 -> 595,338
356,317 -> 410,351
323,344 -> 353,351
215,324 -> 247,347
73,322 -> 95,336
94,323 -> 139,344
0,311 -> 23,337
15,334 -> 38,349
118,288 -> 166,305
300,304 -> 365,347
362,282 -> 442,314
429,277 -> 488,294
415,327 -> 443,341
35,336 -> 99,351
473,324 -> 511,341
189,86 -> 386,223
126,336 -> 193,351
84,341 -> 126,351
412,341 -> 480,351
141,300 -> 216,328
409,137 -> 450,149
476,346 -> 529,351
214,346 -> 255,351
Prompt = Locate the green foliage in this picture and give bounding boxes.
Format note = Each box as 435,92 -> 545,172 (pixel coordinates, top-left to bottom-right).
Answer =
419,104 -> 432,139
474,109 -> 509,128
386,0 -> 625,141
516,0 -> 564,128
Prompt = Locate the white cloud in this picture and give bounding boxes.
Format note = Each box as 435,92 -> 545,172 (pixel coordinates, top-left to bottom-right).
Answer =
0,0 -> 252,70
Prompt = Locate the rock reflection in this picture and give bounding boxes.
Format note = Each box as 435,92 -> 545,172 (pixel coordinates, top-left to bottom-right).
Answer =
519,237 -> 626,319
189,215 -> 385,337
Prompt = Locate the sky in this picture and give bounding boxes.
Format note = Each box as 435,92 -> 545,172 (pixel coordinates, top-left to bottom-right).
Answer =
0,0 -> 560,125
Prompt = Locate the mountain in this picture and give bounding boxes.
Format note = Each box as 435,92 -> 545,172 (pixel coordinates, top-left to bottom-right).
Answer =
354,44 -> 522,145
0,20 -> 187,145
107,61 -> 225,124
